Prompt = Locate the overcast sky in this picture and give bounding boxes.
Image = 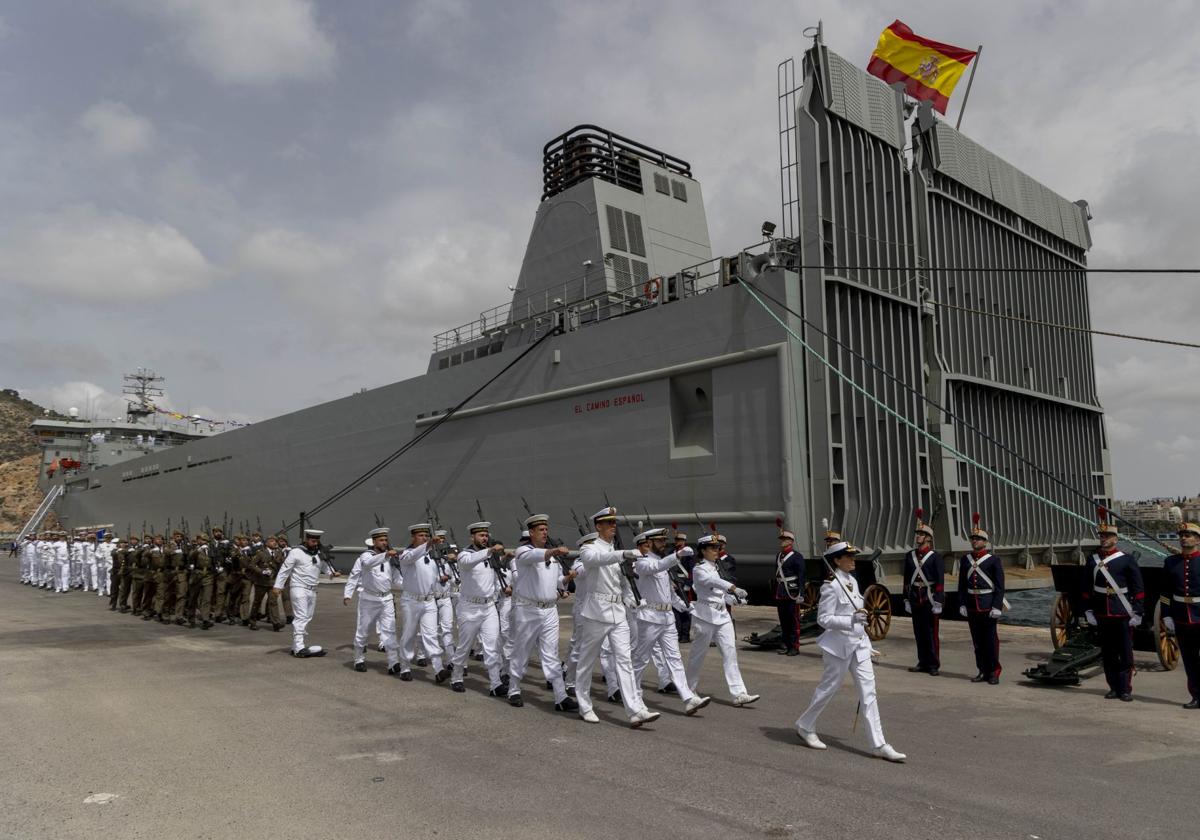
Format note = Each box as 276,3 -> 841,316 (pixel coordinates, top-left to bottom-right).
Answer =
1,1 -> 1197,499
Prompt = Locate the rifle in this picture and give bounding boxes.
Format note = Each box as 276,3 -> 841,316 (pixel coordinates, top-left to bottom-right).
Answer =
601,491 -> 642,603
569,508 -> 587,537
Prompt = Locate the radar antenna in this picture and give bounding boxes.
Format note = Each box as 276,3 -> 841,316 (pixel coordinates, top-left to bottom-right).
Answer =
123,368 -> 165,421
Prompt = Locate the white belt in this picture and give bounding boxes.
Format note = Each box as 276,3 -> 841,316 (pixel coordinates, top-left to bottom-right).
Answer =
966,588 -> 993,595
403,592 -> 436,602
594,593 -> 624,604
291,583 -> 318,591
1094,585 -> 1127,594
517,596 -> 556,609
1174,594 -> 1200,604
464,595 -> 496,605
640,602 -> 672,612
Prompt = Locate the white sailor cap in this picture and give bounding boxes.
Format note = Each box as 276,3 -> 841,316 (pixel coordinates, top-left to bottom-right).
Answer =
636,527 -> 667,543
697,534 -> 719,547
823,540 -> 857,559
592,506 -> 618,523
468,521 -> 491,533
303,529 -> 324,538
409,523 -> 432,535
576,531 -> 598,548
524,513 -> 549,528
434,529 -> 447,538
520,530 -> 530,540
368,527 -> 390,539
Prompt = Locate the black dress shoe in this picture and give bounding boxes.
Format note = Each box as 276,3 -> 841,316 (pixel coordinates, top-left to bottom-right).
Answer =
545,680 -> 554,690
508,693 -> 524,707
678,637 -> 690,645
398,670 -> 413,681
555,697 -> 579,712
451,682 -> 465,693
273,624 -> 284,631
499,674 -> 510,687
928,668 -> 939,676
776,648 -> 790,655
435,667 -> 452,684
489,687 -> 506,697
908,666 -> 928,673
987,676 -> 999,685
387,664 -> 402,675
354,662 -> 367,672
785,648 -> 800,656
1105,690 -> 1118,699
202,621 -> 213,630
566,686 -> 576,698
607,690 -> 622,704
416,657 -> 429,668
657,683 -> 678,695
970,674 -> 987,683
1183,699 -> 1200,709
1119,693 -> 1133,702
248,623 -> 259,631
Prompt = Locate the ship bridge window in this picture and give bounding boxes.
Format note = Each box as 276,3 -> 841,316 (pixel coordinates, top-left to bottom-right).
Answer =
670,179 -> 687,202
654,173 -> 670,194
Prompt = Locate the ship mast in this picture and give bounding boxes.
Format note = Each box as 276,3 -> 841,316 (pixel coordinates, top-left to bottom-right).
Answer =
123,368 -> 164,422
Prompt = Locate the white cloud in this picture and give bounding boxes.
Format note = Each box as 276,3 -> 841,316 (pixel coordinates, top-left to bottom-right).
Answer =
78,100 -> 155,157
18,381 -> 127,421
236,227 -> 347,282
0,205 -> 215,300
126,0 -> 335,86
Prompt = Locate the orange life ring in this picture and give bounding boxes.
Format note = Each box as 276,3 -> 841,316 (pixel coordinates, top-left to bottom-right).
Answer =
643,277 -> 662,301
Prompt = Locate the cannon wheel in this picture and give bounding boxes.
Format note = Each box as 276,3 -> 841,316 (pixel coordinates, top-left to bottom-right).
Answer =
1050,593 -> 1072,650
1155,601 -> 1180,671
800,581 -> 820,613
863,584 -> 892,641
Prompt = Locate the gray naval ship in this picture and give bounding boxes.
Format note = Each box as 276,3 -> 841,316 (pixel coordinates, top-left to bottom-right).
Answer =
37,34 -> 1110,595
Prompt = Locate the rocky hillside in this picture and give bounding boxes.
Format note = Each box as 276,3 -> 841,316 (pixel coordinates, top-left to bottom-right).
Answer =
0,390 -> 56,533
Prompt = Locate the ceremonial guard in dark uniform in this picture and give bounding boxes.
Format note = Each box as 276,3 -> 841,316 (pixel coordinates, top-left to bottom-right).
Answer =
772,526 -> 805,656
957,514 -> 1004,684
903,509 -> 943,675
1080,510 -> 1143,701
671,530 -> 693,644
1163,521 -> 1200,709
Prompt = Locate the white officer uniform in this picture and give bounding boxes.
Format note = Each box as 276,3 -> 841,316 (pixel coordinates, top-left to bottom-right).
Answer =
508,515 -> 570,705
19,537 -> 36,584
431,530 -> 457,659
564,537 -> 595,692
574,507 -> 657,725
37,536 -> 52,588
52,535 -> 71,592
345,529 -> 402,670
795,542 -> 903,761
497,538 -> 521,672
449,522 -> 505,691
82,537 -> 97,591
397,525 -> 447,677
631,531 -> 709,713
274,530 -> 325,656
685,537 -> 757,703
68,538 -> 82,588
95,537 -> 114,596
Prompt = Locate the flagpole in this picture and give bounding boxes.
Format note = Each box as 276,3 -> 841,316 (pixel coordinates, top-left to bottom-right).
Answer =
954,45 -> 983,131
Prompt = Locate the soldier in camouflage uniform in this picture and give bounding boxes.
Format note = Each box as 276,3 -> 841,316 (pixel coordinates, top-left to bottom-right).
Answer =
245,534 -> 286,631
112,537 -> 132,611
208,527 -> 233,622
167,531 -> 191,626
185,533 -> 215,629
130,536 -> 150,615
225,534 -> 251,626
143,535 -> 168,620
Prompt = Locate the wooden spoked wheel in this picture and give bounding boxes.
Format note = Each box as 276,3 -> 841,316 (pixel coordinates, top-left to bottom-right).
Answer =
1155,601 -> 1180,671
1050,593 -> 1072,650
799,581 -> 820,613
863,584 -> 892,641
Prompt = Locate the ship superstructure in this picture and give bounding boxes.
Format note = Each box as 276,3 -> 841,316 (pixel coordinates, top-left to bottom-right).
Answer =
39,34 -> 1111,591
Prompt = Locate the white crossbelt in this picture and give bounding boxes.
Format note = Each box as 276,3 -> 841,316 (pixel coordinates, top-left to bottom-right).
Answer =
966,555 -> 1009,610
910,550 -> 933,596
1094,554 -> 1135,617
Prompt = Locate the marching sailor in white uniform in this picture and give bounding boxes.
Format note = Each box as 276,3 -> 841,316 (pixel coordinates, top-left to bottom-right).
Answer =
448,522 -> 507,696
631,528 -> 710,715
685,535 -> 759,707
574,506 -> 660,727
344,527 -> 402,674
272,528 -> 327,658
795,541 -> 905,762
396,524 -> 452,682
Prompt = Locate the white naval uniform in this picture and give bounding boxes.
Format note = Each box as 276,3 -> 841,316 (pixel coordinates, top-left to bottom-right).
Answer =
565,558 -> 614,689
68,541 -> 83,588
685,560 -> 750,699
345,550 -> 401,668
95,541 -> 114,596
795,569 -> 887,750
397,543 -> 446,673
632,550 -> 699,704
496,558 -> 516,672
274,546 -> 323,652
19,540 -> 36,583
508,544 -> 569,703
574,538 -> 647,719
82,542 -> 97,591
432,563 -> 456,657
52,540 -> 70,592
449,546 -> 504,689
35,540 -> 49,587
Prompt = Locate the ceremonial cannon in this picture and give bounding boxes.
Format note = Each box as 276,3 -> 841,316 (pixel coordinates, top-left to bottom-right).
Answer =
745,548 -> 893,648
1024,561 -> 1179,685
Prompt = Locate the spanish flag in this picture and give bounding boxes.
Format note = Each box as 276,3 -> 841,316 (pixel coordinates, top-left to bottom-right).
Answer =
867,21 -> 977,115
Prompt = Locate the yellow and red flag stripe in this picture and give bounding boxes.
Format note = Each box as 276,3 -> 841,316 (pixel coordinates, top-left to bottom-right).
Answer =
867,20 -> 977,115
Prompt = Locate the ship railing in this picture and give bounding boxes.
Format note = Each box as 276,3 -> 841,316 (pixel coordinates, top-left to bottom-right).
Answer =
432,238 -> 794,352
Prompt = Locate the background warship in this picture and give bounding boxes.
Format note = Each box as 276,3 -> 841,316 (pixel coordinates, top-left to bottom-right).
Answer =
26,34 -> 1111,598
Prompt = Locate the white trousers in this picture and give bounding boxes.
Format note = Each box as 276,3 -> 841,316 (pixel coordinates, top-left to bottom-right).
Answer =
497,597 -> 514,667
289,587 -> 316,652
796,651 -> 885,750
96,563 -> 111,596
436,596 -> 455,654
84,562 -> 97,591
355,596 -> 398,667
399,597 -> 443,672
508,604 -> 567,703
574,616 -> 644,718
55,561 -> 70,592
451,601 -> 502,688
633,619 -> 697,703
39,556 -> 53,586
686,618 -> 748,699
19,553 -> 30,582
